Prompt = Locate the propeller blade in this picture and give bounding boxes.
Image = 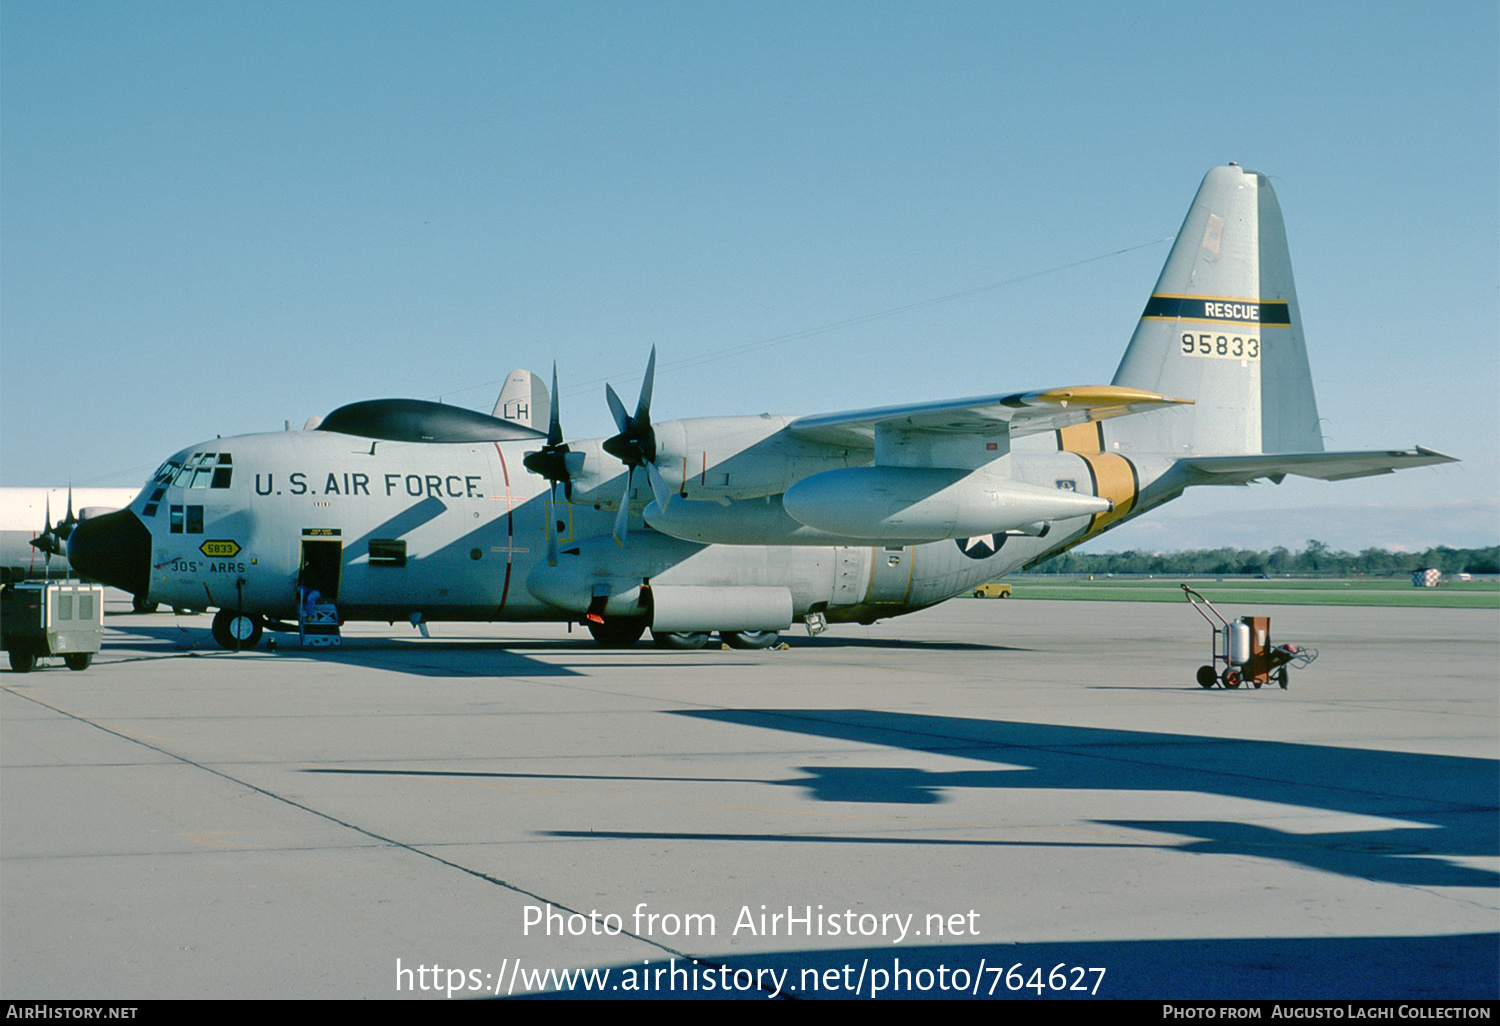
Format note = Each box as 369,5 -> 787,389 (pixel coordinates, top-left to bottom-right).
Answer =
644,460 -> 673,512
612,469 -> 634,547
31,495 -> 60,560
605,383 -> 630,435
634,346 -> 656,423
60,485 -> 77,536
547,363 -> 563,447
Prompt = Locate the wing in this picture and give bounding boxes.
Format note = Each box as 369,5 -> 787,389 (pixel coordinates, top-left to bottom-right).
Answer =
1180,447 -> 1458,485
789,385 -> 1191,457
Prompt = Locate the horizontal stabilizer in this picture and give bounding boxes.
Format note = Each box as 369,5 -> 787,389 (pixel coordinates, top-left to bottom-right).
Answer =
1181,447 -> 1457,485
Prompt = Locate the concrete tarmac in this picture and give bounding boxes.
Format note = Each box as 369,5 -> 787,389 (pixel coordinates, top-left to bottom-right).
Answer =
2,596 -> 1495,999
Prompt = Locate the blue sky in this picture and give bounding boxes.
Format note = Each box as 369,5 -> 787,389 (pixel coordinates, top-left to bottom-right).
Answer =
3,1 -> 1495,551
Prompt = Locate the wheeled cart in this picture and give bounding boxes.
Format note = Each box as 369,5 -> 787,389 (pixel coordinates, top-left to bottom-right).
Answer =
1181,584 -> 1317,689
2,581 -> 104,672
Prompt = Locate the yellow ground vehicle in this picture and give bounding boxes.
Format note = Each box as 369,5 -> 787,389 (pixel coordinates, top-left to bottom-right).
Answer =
972,582 -> 1012,599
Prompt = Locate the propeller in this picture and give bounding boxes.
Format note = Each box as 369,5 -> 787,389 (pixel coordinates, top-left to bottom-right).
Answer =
601,347 -> 657,546
521,364 -> 586,566
29,488 -> 79,561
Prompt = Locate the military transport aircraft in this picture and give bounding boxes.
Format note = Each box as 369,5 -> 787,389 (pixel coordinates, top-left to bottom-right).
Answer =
68,166 -> 1454,651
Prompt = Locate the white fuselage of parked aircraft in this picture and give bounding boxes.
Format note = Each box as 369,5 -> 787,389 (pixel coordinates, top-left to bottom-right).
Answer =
65,167 -> 1454,650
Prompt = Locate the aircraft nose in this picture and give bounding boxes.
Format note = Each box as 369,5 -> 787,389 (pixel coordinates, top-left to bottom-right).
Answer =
67,508 -> 152,597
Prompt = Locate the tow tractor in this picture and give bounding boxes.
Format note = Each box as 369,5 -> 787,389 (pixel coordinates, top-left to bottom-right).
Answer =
2,580 -> 104,673
1181,584 -> 1317,689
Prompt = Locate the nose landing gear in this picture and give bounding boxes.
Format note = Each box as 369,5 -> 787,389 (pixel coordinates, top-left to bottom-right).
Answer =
212,609 -> 263,651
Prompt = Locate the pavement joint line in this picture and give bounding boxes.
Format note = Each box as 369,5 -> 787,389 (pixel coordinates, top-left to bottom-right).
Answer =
0,683 -> 722,974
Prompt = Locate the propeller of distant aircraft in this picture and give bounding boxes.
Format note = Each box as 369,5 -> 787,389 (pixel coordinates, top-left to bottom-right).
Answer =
29,488 -> 78,562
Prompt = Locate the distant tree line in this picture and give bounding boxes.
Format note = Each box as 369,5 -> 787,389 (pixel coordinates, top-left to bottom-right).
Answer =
1025,541 -> 1500,577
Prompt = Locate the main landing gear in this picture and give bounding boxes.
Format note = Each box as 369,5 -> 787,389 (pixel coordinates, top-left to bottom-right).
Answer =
586,617 -> 648,648
650,630 -> 781,650
588,619 -> 783,650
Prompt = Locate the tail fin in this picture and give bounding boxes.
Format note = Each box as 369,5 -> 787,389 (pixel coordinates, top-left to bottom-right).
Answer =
1110,165 -> 1322,456
493,369 -> 551,431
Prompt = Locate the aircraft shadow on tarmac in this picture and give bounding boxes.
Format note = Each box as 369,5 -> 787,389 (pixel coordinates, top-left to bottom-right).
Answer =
87,623 -> 1024,677
518,715 -> 1499,996
592,709 -> 1499,890
793,636 -> 1032,652
314,707 -> 1498,889
93,623 -> 583,677
516,934 -> 1496,1000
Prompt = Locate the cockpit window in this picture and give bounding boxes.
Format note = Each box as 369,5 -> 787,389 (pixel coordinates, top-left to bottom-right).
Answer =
168,452 -> 233,489
172,454 -> 202,487
169,504 -> 205,534
210,453 -> 233,487
142,487 -> 166,519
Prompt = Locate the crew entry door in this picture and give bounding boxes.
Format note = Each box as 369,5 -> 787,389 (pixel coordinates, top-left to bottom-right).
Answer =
298,535 -> 342,604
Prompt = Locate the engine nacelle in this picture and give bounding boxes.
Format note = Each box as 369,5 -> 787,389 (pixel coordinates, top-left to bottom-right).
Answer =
781,466 -> 1110,541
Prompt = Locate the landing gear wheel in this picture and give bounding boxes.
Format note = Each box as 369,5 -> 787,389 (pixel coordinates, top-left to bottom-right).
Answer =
652,631 -> 710,650
1220,667 -> 1242,689
212,609 -> 263,651
1196,665 -> 1218,689
587,617 -> 647,648
1277,668 -> 1289,690
64,653 -> 93,671
721,630 -> 780,650
8,649 -> 36,673
132,597 -> 159,614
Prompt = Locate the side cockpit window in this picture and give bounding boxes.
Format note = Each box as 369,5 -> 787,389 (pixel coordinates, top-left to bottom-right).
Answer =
142,487 -> 166,518
169,505 -> 205,534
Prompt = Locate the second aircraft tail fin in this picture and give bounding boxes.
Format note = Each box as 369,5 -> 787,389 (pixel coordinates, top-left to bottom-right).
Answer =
493,369 -> 552,432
